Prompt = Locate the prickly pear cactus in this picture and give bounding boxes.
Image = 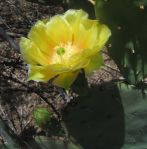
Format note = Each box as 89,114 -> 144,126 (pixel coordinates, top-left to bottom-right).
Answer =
95,0 -> 147,85
63,82 -> 124,149
118,83 -> 147,149
63,82 -> 147,149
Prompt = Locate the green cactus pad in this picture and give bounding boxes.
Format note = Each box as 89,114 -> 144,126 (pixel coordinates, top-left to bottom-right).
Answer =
63,82 -> 124,149
116,83 -> 147,148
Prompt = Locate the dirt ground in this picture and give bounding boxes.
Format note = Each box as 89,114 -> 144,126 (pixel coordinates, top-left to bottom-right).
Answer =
0,0 -> 121,145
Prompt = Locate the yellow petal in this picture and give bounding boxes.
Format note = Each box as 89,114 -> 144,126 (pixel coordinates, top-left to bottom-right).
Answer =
73,20 -> 111,53
64,9 -> 88,26
20,37 -> 49,65
73,20 -> 98,50
74,22 -> 111,58
66,45 -> 103,70
64,9 -> 111,52
28,64 -> 70,82
67,52 -> 89,69
84,52 -> 103,76
96,23 -> 111,49
28,21 -> 55,56
28,65 -> 55,82
46,16 -> 72,45
64,10 -> 91,50
53,71 -> 79,89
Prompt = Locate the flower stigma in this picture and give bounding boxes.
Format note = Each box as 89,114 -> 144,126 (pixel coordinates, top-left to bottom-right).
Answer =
56,47 -> 65,55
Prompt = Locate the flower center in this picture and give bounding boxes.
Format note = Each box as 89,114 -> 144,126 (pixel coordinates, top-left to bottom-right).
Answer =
51,42 -> 79,65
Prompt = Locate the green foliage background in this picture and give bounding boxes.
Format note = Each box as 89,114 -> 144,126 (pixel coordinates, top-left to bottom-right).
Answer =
95,0 -> 147,85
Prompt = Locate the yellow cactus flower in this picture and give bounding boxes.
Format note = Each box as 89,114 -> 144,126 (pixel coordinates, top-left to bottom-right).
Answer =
20,9 -> 111,89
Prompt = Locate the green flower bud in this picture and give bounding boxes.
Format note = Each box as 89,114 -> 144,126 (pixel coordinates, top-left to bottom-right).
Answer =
33,107 -> 52,126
